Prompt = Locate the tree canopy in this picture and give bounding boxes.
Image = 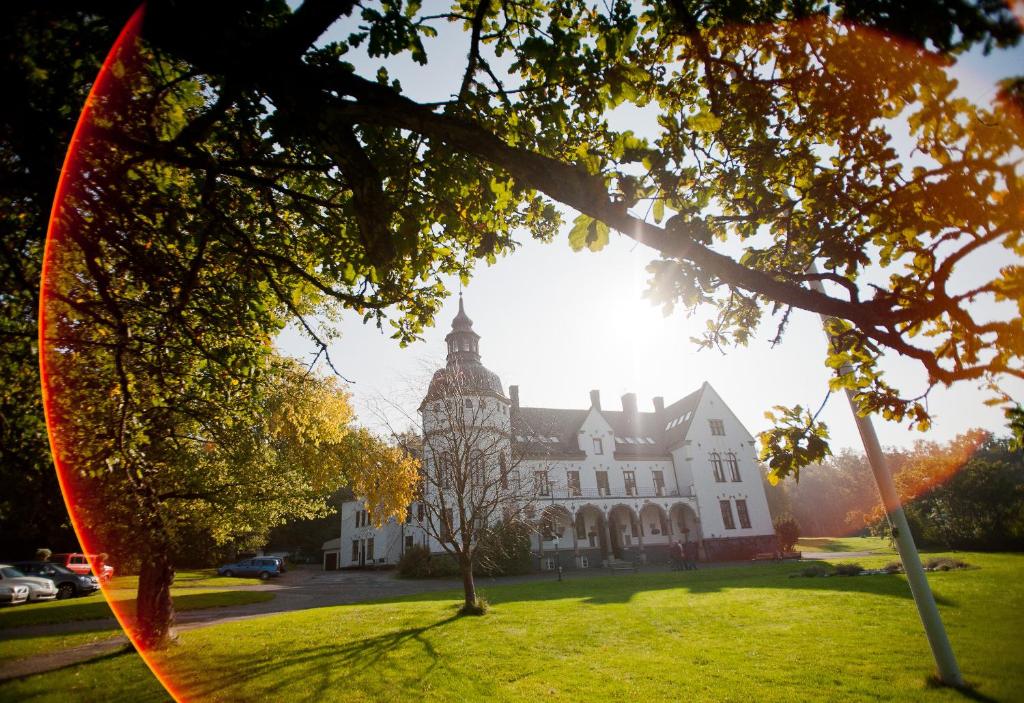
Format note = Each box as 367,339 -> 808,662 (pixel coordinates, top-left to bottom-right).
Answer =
38,23 -> 418,646
119,0 -> 1023,476
2,0 -> 1022,576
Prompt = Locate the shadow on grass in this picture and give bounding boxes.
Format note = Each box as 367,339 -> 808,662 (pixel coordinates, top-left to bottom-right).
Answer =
382,563 -> 957,609
0,590 -> 272,631
170,612 -> 461,701
799,538 -> 866,552
926,675 -> 1001,703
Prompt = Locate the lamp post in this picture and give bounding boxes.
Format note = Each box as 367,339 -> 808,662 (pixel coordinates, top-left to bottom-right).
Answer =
553,534 -> 562,581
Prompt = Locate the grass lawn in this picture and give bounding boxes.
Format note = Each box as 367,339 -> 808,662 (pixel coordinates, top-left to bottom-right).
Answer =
1,545 -> 1021,702
107,570 -> 257,591
796,536 -> 894,553
0,589 -> 275,630
0,627 -> 125,661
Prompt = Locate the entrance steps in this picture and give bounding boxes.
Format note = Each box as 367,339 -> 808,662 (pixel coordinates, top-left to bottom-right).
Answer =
607,558 -> 637,573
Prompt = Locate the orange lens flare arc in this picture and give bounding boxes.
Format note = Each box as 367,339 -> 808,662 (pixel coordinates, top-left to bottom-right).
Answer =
38,4 -> 186,702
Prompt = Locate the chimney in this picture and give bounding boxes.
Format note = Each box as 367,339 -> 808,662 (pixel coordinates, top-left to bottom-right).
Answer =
621,392 -> 637,418
509,385 -> 520,413
589,389 -> 601,410
653,396 -> 665,415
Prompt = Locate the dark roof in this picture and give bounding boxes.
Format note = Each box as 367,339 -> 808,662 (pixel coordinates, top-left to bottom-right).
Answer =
421,361 -> 504,406
603,409 -> 672,459
512,407 -> 588,458
510,384 -> 706,459
662,386 -> 704,448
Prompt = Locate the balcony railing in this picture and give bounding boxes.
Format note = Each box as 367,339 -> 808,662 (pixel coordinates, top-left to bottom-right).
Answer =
536,485 -> 695,500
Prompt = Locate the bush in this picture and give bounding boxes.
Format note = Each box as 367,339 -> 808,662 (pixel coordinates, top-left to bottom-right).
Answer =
397,545 -> 461,578
397,545 -> 433,578
430,554 -> 461,577
475,521 -> 533,577
833,562 -> 864,576
800,563 -> 831,577
883,561 -> 903,574
459,596 -> 489,616
774,517 -> 800,552
924,557 -> 970,572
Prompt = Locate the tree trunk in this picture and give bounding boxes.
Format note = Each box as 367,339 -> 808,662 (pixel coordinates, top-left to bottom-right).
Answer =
460,556 -> 477,609
135,548 -> 175,649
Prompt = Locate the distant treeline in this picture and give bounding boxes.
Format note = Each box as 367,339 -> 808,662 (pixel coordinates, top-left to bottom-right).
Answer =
765,430 -> 1024,551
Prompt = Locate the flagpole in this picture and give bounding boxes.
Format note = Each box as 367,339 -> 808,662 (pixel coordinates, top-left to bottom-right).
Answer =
806,266 -> 963,687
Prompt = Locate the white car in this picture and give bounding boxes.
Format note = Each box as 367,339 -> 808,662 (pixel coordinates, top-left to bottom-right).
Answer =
0,583 -> 29,606
0,565 -> 58,602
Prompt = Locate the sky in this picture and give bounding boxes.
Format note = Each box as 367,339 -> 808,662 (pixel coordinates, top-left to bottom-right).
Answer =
278,6 -> 1024,453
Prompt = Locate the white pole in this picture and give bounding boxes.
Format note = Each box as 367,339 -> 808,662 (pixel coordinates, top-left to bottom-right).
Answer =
806,268 -> 963,687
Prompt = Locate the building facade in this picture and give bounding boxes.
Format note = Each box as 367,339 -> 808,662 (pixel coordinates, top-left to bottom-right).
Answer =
337,299 -> 778,570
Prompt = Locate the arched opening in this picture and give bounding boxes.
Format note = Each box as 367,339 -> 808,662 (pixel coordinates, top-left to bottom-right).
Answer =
669,503 -> 702,558
538,504 -> 572,545
607,504 -> 640,561
574,504 -> 607,561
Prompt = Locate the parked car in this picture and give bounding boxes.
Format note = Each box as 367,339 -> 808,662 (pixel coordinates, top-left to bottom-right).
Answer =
217,558 -> 282,580
0,583 -> 29,606
12,561 -> 100,599
0,565 -> 58,602
47,553 -> 114,583
264,556 -> 287,573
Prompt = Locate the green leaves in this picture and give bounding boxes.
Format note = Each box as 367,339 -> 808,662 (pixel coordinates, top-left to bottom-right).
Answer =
687,107 -> 722,133
568,214 -> 610,252
759,405 -> 833,484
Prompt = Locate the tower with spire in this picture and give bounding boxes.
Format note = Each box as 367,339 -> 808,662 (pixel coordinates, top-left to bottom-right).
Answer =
421,295 -> 507,409
444,294 -> 481,365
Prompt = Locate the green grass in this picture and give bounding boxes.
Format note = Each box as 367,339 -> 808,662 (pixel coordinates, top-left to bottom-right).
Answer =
107,570 -> 257,591
796,536 -> 895,553
0,627 -> 124,661
2,551 -> 1022,702
0,589 -> 274,629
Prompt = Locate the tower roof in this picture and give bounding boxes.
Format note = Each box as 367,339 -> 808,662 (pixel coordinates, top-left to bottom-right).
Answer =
422,296 -> 505,407
451,294 -> 474,332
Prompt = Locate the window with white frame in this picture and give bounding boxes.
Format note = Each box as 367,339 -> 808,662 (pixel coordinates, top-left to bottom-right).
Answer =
727,452 -> 741,481
567,470 -> 581,496
736,499 -> 751,529
710,452 -> 726,482
720,500 -> 736,530
623,470 -> 637,496
652,470 -> 665,496
534,470 -> 550,496
593,437 -> 604,455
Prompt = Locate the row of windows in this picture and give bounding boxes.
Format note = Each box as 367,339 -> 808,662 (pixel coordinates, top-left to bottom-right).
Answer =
719,499 -> 751,530
710,452 -> 741,482
354,509 -> 371,527
530,469 -> 668,497
430,398 -> 509,415
351,538 -> 374,562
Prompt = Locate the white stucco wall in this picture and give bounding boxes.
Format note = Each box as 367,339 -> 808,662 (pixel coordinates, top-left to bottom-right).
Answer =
683,384 -> 774,541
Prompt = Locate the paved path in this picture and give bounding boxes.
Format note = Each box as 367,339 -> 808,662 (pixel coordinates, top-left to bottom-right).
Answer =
0,560 -> 776,682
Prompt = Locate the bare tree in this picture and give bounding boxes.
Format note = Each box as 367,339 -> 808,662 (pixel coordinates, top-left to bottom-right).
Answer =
368,303 -> 563,612
418,364 -> 543,612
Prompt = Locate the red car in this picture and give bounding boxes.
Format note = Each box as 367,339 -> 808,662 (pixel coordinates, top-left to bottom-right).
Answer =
48,553 -> 115,583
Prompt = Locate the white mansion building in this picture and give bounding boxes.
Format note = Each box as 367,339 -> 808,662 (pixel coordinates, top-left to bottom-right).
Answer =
334,299 -> 777,571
